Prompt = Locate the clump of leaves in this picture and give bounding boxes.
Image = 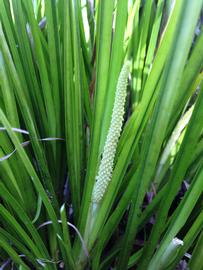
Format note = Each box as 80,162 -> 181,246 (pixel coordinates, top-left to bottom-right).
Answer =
0,0 -> 203,269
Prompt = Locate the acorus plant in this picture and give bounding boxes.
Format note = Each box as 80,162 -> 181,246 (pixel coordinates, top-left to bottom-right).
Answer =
0,0 -> 203,270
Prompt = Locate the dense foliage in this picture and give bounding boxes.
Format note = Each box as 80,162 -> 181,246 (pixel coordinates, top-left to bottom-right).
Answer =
0,0 -> 203,269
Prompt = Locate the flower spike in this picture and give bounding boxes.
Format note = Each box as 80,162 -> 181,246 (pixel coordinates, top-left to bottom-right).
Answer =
92,61 -> 131,203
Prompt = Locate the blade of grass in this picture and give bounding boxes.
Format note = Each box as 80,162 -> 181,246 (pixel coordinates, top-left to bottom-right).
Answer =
167,210 -> 203,270
142,0 -> 165,86
187,229 -> 203,270
60,204 -> 76,270
0,52 -> 19,127
132,0 -> 153,105
22,0 -> 57,138
63,0 -> 85,220
0,237 -> 30,270
12,0 -> 48,134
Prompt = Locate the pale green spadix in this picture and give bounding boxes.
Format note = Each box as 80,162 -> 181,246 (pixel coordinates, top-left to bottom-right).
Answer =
92,61 -> 131,203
